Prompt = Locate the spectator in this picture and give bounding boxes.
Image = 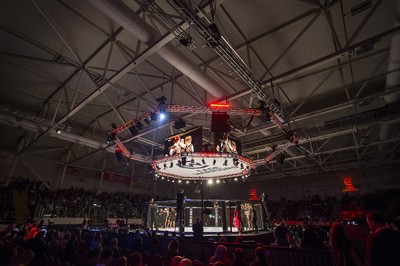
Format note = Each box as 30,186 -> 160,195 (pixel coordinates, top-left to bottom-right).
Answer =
366,211 -> 400,266
208,245 -> 230,266
170,255 -> 183,266
164,239 -> 180,266
329,224 -> 364,266
96,248 -> 113,266
129,251 -> 142,266
250,247 -> 268,266
116,256 -> 127,266
231,248 -> 248,266
274,220 -> 290,247
192,217 -> 203,239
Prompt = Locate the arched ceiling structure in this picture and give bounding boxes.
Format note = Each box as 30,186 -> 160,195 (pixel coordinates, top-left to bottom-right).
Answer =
0,0 -> 399,182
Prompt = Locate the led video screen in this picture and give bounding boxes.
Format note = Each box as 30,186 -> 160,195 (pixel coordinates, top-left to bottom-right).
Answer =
213,132 -> 242,156
164,127 -> 203,156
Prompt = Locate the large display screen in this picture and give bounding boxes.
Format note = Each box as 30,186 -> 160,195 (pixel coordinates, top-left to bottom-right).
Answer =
164,127 -> 203,156
213,132 -> 242,155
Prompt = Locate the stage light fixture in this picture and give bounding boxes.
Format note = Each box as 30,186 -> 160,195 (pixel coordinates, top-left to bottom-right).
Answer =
178,180 -> 182,183
159,111 -> 166,121
115,149 -> 123,161
234,177 -> 238,181
56,129 -> 62,134
144,118 -> 151,125
172,180 -> 175,183
136,122 -> 144,130
150,112 -> 158,121
278,153 -> 286,165
156,96 -> 167,105
186,180 -> 189,184
208,179 -> 213,184
216,179 -> 220,184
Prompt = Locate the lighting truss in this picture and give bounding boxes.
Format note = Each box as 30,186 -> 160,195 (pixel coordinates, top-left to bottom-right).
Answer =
161,0 -> 284,120
135,0 -> 196,51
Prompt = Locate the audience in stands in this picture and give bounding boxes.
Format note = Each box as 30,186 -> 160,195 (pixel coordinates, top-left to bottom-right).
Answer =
2,176 -> 400,266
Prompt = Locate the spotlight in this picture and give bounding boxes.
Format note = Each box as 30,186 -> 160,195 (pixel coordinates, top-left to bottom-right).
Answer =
202,158 -> 206,165
136,122 -> 144,130
144,118 -> 151,125
216,180 -> 220,184
56,129 -> 62,134
207,179 -> 213,184
106,133 -> 116,144
155,174 -> 159,177
156,96 -> 167,105
234,177 -> 238,181
178,180 -> 182,183
150,112 -> 158,121
159,111 -> 166,121
223,159 -> 228,166
186,180 -> 189,184
213,159 -> 216,165
172,180 -> 175,183
170,162 -> 173,168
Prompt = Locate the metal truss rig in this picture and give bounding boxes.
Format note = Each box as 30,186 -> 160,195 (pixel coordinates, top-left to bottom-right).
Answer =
111,104 -> 294,165
111,104 -> 281,135
162,0 -> 285,120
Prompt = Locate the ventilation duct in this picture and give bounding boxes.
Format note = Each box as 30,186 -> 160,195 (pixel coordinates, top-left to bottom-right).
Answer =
379,0 -> 400,154
86,0 -> 225,99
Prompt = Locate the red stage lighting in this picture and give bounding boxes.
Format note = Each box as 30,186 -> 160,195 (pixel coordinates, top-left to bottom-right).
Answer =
209,103 -> 230,108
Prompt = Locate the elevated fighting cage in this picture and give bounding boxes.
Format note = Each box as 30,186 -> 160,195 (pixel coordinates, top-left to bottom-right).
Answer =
146,199 -> 265,233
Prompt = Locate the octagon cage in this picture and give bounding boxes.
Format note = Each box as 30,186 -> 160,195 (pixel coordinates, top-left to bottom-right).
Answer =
146,199 -> 266,234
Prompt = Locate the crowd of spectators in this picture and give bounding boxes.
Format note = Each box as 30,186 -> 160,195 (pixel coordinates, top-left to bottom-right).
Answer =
0,221 -> 276,266
2,177 -> 155,222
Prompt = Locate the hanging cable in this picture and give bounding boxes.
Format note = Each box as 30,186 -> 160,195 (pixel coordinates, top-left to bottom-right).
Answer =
340,0 -> 359,134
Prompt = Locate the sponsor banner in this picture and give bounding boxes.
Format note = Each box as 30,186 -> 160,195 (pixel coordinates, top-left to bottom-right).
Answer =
66,165 -> 101,179
103,172 -> 134,184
